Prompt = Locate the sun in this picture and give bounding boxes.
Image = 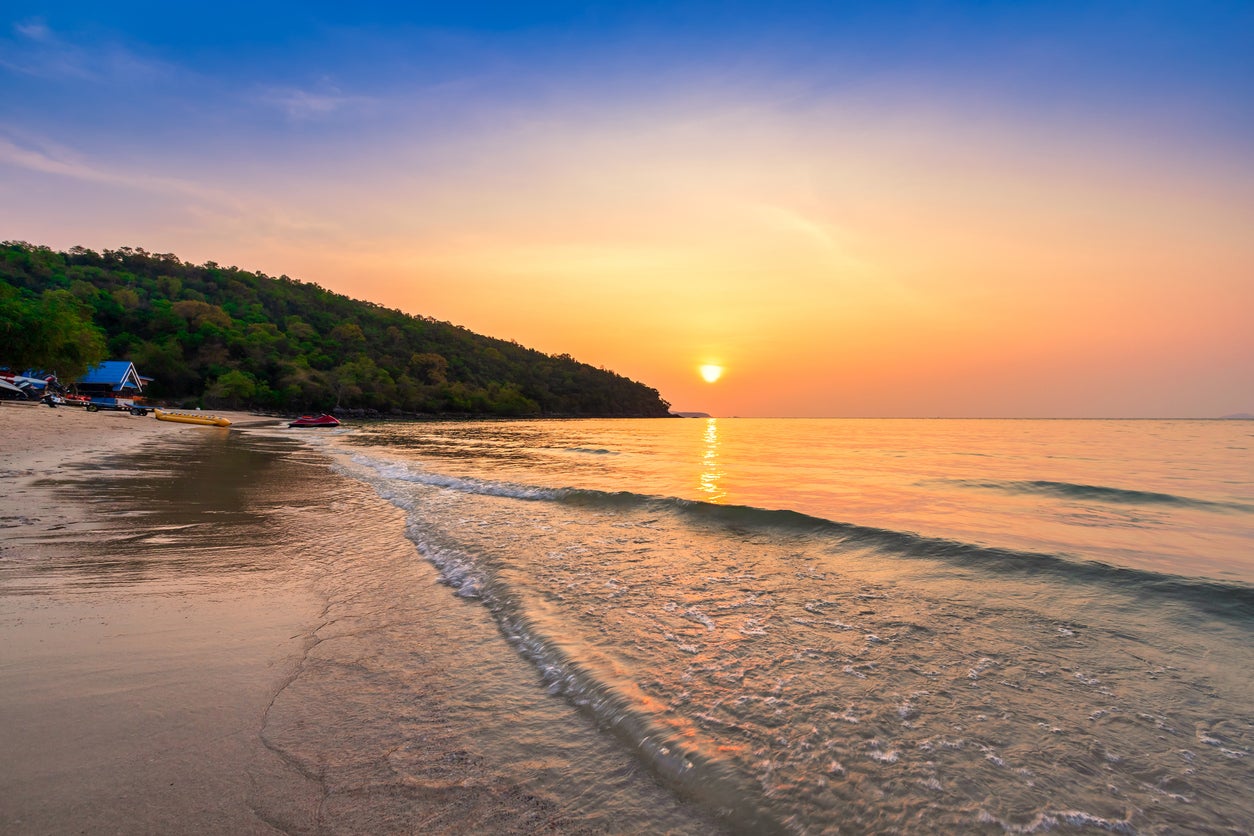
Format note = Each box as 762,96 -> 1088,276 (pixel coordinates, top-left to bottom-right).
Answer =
699,364 -> 724,383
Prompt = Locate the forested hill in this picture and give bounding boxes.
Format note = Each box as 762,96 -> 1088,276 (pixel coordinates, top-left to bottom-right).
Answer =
0,242 -> 671,417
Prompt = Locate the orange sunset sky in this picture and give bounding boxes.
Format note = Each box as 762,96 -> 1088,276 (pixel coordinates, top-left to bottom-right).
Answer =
2,3 -> 1251,416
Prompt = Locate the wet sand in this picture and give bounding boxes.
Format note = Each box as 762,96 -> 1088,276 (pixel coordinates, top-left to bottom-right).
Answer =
0,403 -> 323,834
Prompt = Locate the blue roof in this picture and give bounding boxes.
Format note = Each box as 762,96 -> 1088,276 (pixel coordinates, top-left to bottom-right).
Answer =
79,361 -> 144,390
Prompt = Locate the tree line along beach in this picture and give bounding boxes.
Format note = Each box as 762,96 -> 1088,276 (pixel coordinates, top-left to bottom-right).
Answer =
1,242 -> 672,419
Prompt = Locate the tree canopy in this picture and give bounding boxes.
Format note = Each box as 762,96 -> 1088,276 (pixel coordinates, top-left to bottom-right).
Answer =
0,242 -> 671,417
0,282 -> 107,381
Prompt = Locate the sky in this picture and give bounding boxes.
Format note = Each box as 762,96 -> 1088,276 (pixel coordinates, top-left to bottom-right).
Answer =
2,1 -> 1251,417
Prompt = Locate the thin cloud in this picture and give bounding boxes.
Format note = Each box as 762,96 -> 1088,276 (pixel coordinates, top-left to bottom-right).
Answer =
0,132 -> 241,209
0,134 -> 117,182
254,83 -> 375,120
0,131 -> 362,252
1,18 -> 172,82
13,19 -> 52,42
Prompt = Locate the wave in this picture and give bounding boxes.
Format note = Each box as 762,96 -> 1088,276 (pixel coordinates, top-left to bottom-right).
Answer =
564,447 -> 620,456
559,489 -> 1254,620
489,605 -> 786,834
351,456 -> 561,501
939,478 -> 1254,514
348,455 -> 1254,620
386,505 -> 786,832
339,449 -> 1254,829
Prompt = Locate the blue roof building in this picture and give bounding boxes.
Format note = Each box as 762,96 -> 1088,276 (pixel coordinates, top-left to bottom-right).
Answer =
78,361 -> 145,394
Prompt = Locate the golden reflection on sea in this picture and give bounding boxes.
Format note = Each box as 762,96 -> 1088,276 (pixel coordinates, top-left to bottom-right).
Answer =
698,417 -> 725,502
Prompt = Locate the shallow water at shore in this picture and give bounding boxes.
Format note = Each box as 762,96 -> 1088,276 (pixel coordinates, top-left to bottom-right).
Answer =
313,418 -> 1253,833
254,445 -> 726,834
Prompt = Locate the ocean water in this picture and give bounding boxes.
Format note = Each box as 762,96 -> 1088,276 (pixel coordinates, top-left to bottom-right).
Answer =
303,418 -> 1253,833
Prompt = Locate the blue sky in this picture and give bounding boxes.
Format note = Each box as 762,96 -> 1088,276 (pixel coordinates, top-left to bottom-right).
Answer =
5,2 -> 1250,144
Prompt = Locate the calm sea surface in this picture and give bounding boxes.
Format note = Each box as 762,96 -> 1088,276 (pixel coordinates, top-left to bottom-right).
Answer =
304,419 -> 1252,833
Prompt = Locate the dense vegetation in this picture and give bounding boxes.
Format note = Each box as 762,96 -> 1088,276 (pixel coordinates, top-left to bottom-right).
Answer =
0,242 -> 671,417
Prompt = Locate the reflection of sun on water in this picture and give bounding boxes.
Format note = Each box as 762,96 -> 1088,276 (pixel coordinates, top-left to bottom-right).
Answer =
699,417 -> 725,501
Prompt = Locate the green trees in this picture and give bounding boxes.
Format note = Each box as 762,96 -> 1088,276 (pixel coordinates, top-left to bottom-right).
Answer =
0,241 -> 672,417
0,283 -> 107,380
206,370 -> 258,408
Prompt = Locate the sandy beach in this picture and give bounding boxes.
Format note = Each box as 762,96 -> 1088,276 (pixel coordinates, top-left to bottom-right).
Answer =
0,402 -> 324,834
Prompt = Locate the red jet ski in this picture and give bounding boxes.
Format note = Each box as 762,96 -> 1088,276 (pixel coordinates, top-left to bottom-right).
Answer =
288,413 -> 341,428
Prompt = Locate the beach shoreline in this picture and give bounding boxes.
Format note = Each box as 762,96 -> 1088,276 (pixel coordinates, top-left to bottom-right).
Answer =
0,402 -> 325,834
0,403 -> 722,835
6,402 -> 1249,832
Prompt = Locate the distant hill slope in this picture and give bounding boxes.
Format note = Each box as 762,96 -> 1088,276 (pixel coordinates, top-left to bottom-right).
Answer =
0,242 -> 671,417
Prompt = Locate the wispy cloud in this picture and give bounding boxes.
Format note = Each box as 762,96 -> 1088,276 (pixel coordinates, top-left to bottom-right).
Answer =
0,131 -> 361,255
254,82 -> 374,120
0,133 -> 118,183
1,17 -> 171,82
13,18 -> 52,42
0,132 -> 273,243
0,133 -> 194,193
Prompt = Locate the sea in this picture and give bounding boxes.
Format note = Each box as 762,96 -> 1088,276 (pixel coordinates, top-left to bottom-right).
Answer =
286,418 -> 1252,834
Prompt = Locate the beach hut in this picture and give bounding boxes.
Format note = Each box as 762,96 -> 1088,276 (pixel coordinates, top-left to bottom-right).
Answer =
77,360 -> 149,411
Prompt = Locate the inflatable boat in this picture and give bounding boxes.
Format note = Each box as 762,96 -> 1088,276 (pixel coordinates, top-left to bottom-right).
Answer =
154,409 -> 232,427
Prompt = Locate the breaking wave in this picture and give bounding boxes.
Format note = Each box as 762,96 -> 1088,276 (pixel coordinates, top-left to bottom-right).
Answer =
940,478 -> 1254,514
350,454 -> 1254,620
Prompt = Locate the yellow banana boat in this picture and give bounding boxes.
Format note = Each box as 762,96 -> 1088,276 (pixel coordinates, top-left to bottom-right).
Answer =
154,409 -> 231,427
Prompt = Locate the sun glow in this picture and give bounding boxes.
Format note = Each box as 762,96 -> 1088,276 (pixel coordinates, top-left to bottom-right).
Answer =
699,364 -> 724,383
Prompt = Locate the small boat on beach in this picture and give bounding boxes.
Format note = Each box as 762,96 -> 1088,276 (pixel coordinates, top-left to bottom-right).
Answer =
289,413 -> 341,428
154,409 -> 231,427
